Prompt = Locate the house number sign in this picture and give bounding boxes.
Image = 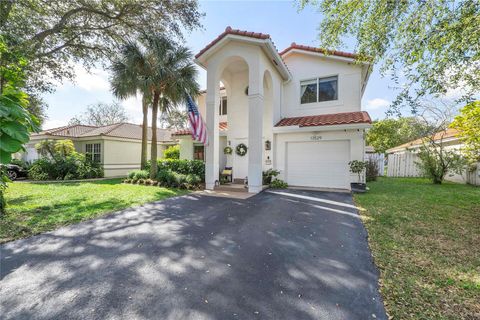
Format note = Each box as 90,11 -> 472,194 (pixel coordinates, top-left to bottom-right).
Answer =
310,135 -> 322,141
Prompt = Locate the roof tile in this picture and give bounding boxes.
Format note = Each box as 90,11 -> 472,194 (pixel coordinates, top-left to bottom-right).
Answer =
274,112 -> 371,128
279,43 -> 361,60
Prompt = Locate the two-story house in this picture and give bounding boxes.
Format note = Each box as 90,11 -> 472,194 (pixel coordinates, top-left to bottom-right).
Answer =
174,27 -> 373,192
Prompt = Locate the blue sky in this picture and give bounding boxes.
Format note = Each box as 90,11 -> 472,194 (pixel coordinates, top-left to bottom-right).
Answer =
43,0 -> 400,129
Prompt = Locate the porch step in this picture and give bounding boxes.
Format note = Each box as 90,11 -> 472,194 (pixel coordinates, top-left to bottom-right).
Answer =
233,178 -> 246,185
214,183 -> 249,193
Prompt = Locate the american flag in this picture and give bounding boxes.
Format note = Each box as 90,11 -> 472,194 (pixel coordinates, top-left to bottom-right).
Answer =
186,94 -> 208,145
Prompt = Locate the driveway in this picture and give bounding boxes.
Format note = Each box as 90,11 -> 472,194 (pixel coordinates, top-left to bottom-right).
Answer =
0,189 -> 386,320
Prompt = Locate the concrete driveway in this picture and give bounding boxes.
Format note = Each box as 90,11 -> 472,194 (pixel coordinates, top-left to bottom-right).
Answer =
0,189 -> 386,320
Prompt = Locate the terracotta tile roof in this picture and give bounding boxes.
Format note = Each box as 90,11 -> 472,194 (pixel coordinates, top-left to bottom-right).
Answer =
172,122 -> 228,136
279,43 -> 360,60
387,128 -> 460,153
274,112 -> 371,128
36,123 -> 172,141
40,124 -> 97,137
196,27 -> 270,59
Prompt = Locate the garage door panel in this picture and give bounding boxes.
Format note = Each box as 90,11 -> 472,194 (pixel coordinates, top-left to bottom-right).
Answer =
286,140 -> 350,189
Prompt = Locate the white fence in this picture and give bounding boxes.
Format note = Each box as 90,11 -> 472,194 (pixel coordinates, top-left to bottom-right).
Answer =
387,152 -> 421,177
466,164 -> 480,186
366,153 -> 385,176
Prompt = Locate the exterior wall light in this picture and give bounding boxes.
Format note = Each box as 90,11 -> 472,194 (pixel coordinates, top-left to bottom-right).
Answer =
265,140 -> 271,150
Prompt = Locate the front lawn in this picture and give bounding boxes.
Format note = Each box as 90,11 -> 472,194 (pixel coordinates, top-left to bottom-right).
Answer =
1,179 -> 188,243
354,178 -> 480,319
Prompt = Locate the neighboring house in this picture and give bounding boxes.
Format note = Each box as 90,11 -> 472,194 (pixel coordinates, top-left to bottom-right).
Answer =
20,123 -> 174,177
175,27 -> 373,192
386,128 -> 480,185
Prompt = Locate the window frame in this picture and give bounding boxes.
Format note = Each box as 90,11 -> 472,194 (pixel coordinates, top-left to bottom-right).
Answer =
219,96 -> 227,115
300,75 -> 339,104
85,143 -> 101,163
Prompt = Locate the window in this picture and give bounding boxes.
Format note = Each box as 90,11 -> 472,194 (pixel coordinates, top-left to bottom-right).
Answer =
193,145 -> 204,161
86,143 -> 101,163
219,96 -> 227,115
300,76 -> 338,104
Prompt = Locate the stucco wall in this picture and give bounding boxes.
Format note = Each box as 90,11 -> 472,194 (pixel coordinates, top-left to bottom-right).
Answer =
282,52 -> 363,118
274,129 -> 365,184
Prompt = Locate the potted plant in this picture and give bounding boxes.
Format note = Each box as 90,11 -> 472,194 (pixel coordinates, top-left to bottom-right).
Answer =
348,160 -> 367,192
262,169 -> 280,185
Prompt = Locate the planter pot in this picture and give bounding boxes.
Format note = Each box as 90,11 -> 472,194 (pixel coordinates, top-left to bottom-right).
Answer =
351,182 -> 367,193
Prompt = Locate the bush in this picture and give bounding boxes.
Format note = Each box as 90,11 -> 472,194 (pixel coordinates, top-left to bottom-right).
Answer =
270,179 -> 288,189
28,140 -> 103,181
146,159 -> 205,181
10,159 -> 30,170
128,169 -> 149,182
263,169 -> 280,185
365,158 -> 379,182
123,178 -> 131,183
163,145 -> 180,159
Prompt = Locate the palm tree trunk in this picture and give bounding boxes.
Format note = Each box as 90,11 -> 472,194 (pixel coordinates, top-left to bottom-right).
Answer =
140,94 -> 148,170
150,92 -> 159,179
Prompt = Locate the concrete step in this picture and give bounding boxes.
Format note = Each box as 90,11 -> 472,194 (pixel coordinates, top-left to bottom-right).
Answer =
214,183 -> 249,193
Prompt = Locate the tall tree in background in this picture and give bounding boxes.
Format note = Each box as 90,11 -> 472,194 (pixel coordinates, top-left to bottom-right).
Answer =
68,102 -> 130,126
367,117 -> 434,154
111,42 -> 152,170
450,101 -> 480,165
299,0 -> 480,113
160,108 -> 189,131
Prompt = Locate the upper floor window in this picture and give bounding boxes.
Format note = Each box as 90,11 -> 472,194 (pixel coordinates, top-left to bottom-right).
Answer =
86,143 -> 101,163
219,96 -> 227,115
300,76 -> 338,104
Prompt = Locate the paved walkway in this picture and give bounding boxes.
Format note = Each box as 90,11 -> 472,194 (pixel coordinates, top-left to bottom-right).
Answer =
0,189 -> 386,319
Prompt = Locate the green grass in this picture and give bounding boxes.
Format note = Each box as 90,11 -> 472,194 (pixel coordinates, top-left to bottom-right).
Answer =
354,177 -> 480,319
1,179 -> 189,243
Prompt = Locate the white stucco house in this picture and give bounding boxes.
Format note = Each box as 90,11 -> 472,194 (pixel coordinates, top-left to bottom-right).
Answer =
175,27 -> 373,192
19,123 -> 174,177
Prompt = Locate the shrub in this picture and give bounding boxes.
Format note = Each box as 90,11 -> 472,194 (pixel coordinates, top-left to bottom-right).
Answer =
137,178 -> 145,184
262,169 -> 280,185
270,179 -> 288,189
145,179 -> 154,186
29,159 -> 56,180
349,160 -> 367,183
123,178 -> 131,183
163,145 -> 180,159
10,159 -> 30,170
416,145 -> 466,184
146,159 -> 205,181
365,158 -> 379,182
128,169 -> 149,182
156,169 -> 177,187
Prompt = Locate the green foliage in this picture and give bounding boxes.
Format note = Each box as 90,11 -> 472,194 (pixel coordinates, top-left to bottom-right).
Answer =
270,179 -> 288,189
127,170 -> 149,182
262,169 -> 280,185
163,145 -> 180,159
299,1 -> 480,112
349,160 -> 367,183
146,159 -> 205,181
29,140 -> 103,180
366,117 -> 433,154
154,169 -> 201,189
10,158 -> 29,170
2,1 -> 202,95
416,145 -> 466,184
365,158 -> 379,182
450,101 -> 480,164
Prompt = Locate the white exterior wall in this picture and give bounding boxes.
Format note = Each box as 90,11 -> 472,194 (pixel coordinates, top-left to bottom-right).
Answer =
179,136 -> 194,160
281,52 -> 363,118
275,129 -> 365,186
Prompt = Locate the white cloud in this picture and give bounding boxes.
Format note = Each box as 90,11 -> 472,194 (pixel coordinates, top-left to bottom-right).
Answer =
366,98 -> 390,110
119,95 -> 144,124
43,119 -> 69,130
73,64 -> 110,91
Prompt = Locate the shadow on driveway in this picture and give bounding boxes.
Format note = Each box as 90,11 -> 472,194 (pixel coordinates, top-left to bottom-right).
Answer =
0,189 -> 386,319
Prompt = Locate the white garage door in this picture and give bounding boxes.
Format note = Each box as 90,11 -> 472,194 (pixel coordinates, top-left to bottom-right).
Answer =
286,140 -> 350,189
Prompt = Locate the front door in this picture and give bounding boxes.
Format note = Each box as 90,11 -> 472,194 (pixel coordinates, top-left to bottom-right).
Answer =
233,138 -> 248,180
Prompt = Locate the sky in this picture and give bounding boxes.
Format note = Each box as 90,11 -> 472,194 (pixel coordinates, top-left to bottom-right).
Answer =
43,0 -> 402,130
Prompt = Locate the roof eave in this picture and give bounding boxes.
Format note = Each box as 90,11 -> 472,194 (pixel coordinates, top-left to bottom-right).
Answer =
273,122 -> 371,133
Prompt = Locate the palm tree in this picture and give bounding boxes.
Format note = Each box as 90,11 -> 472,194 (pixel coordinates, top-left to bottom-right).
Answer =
110,42 -> 151,170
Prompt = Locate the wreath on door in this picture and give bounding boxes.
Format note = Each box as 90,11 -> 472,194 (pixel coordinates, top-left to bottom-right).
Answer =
224,146 -> 233,155
236,143 -> 248,156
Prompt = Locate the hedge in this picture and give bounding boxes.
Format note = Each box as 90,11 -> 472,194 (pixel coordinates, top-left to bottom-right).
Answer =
146,159 -> 205,181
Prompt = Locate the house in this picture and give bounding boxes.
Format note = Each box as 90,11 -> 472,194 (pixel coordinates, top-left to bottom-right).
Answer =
20,123 -> 174,177
175,27 -> 373,192
386,128 -> 480,185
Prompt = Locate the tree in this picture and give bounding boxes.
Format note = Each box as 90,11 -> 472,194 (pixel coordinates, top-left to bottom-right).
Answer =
68,102 -> 129,126
299,0 -> 480,113
0,35 -> 39,214
1,0 -> 202,95
160,107 -> 189,130
112,35 -> 198,179
450,101 -> 480,165
366,117 -> 433,153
